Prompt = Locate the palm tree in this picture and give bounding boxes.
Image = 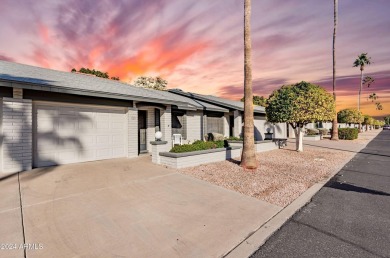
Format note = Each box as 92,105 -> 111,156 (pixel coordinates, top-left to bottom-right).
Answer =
363,76 -> 374,88
331,0 -> 339,140
241,0 -> 257,169
353,53 -> 371,131
368,93 -> 378,102
375,102 -> 383,110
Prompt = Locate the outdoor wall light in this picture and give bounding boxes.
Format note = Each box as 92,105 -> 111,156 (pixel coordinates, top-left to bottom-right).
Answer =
155,131 -> 163,141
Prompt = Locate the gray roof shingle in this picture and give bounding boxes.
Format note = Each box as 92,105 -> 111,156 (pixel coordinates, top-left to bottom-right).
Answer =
0,61 -> 199,110
0,61 -> 239,113
169,89 -> 266,113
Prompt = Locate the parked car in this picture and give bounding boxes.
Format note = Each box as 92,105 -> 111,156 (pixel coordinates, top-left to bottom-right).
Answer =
383,125 -> 390,130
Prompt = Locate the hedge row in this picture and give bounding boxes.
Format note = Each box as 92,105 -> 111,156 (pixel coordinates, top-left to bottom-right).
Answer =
170,140 -> 226,153
338,128 -> 359,140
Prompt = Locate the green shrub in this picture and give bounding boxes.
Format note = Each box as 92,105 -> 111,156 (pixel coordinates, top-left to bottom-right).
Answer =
338,128 -> 358,140
306,128 -> 319,135
318,128 -> 329,135
170,140 -> 225,153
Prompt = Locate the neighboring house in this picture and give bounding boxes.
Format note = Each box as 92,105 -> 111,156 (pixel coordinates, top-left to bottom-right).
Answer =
0,61 -> 286,174
169,89 -> 287,141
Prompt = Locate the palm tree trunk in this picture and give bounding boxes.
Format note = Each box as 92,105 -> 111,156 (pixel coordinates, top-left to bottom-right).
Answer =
358,68 -> 363,131
241,0 -> 257,169
331,0 -> 339,140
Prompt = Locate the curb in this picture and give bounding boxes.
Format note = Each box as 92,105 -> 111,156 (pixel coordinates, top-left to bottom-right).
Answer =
224,131 -> 379,258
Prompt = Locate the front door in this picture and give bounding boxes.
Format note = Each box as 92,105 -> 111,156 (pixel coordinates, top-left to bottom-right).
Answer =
138,110 -> 147,153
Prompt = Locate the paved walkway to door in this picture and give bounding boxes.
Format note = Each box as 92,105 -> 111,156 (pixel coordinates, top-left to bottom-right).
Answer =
0,156 -> 280,258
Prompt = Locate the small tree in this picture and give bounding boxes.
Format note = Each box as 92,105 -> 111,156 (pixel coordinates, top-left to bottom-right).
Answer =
362,114 -> 374,131
384,116 -> 390,125
337,109 -> 363,125
240,95 -> 267,107
266,81 -> 335,152
71,67 -> 119,81
133,76 -> 168,90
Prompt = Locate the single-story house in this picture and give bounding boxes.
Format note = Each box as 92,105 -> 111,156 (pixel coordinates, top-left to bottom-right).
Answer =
0,61 -> 286,173
168,89 -> 287,141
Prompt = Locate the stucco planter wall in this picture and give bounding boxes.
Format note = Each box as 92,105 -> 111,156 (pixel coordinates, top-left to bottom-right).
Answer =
228,140 -> 277,152
303,135 -> 321,141
157,147 -> 242,169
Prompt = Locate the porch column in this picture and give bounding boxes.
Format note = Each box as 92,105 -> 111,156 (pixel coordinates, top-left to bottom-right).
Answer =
161,105 -> 172,148
233,110 -> 242,138
127,107 -> 138,158
203,112 -> 207,139
1,97 -> 32,173
223,114 -> 229,137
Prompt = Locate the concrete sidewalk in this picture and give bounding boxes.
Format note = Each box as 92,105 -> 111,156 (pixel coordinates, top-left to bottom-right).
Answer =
226,129 -> 382,258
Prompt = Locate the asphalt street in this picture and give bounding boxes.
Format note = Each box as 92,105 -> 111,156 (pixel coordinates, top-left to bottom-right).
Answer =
252,130 -> 390,258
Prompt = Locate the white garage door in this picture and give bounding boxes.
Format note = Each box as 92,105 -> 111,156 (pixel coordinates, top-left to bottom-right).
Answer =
34,102 -> 127,167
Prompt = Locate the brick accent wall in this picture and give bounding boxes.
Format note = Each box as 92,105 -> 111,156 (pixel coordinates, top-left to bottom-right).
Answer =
151,142 -> 170,164
127,107 -> 138,158
1,98 -> 32,173
161,105 -> 172,148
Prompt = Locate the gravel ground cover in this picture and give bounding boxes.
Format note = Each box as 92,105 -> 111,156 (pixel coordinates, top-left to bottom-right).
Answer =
177,133 -> 377,207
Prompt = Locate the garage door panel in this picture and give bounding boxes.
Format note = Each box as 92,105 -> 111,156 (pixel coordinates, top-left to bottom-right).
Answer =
80,151 -> 96,162
96,122 -> 110,130
80,135 -> 95,146
111,122 -> 125,130
34,103 -> 127,167
96,135 -> 110,145
36,106 -> 58,117
37,119 -> 56,132
96,148 -> 112,159
58,107 -> 76,115
37,136 -> 58,149
112,135 -> 124,144
78,119 -> 95,130
56,151 -> 78,164
113,147 -> 126,157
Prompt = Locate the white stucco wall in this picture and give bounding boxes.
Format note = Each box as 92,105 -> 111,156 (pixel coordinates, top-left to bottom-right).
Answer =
185,110 -> 203,142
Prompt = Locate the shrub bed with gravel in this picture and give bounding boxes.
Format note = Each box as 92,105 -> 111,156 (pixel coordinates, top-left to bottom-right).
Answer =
170,140 -> 225,153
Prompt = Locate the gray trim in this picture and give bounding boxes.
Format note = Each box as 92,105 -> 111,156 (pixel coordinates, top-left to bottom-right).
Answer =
1,79 -> 183,106
23,89 -> 133,107
136,102 -> 167,109
160,146 -> 240,158
169,89 -> 266,114
150,141 -> 168,145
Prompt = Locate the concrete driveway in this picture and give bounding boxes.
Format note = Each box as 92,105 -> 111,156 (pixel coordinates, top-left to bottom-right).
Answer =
1,156 -> 280,258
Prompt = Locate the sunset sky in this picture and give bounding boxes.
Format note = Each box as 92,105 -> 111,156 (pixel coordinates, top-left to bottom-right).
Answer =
0,0 -> 389,117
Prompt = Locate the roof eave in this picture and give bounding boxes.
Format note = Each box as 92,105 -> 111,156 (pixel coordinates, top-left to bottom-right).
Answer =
0,79 -> 197,109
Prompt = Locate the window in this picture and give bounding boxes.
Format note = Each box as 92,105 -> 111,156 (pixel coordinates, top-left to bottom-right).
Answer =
155,108 -> 161,131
